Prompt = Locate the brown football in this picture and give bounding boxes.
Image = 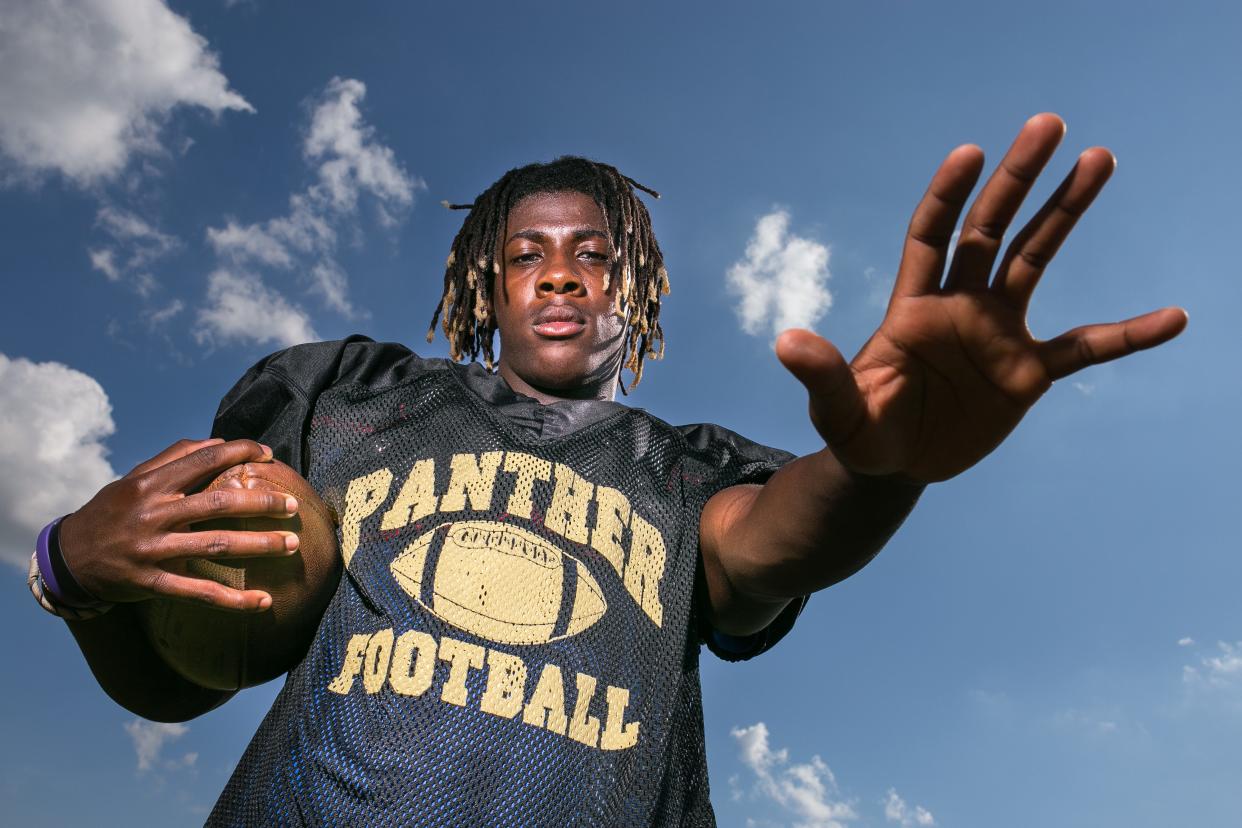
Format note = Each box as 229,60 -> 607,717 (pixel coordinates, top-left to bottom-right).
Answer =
137,460 -> 341,690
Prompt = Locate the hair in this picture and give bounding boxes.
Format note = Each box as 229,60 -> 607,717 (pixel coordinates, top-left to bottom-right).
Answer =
426,156 -> 669,392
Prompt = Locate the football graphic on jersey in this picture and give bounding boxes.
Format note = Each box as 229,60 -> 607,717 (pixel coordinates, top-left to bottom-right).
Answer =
391,520 -> 606,645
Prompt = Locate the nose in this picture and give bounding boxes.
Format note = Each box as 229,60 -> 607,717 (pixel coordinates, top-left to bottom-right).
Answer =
536,252 -> 586,296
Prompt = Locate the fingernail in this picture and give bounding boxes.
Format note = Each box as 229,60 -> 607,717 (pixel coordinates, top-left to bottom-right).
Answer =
260,443 -> 274,457
258,594 -> 272,610
285,496 -> 298,514
284,532 -> 299,551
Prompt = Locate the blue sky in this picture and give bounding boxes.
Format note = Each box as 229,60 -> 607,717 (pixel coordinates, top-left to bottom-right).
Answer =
1,1 -> 1238,825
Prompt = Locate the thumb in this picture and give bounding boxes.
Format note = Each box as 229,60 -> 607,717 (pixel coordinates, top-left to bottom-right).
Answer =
775,329 -> 867,447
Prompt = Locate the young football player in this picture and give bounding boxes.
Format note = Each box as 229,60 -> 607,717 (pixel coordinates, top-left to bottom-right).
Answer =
32,114 -> 1186,825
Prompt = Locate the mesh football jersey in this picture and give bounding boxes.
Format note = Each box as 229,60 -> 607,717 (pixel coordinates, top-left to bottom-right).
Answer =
206,337 -> 799,827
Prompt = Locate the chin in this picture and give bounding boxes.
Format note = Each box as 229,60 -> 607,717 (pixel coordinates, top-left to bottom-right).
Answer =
523,360 -> 597,391
503,348 -> 620,397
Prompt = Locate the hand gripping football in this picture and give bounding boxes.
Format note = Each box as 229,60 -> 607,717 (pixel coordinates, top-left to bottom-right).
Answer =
137,460 -> 341,690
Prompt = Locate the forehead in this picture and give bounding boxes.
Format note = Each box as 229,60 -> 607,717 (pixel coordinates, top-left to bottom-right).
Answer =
505,191 -> 606,238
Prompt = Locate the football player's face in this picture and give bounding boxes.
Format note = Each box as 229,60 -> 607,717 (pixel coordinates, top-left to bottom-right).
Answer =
493,191 -> 624,401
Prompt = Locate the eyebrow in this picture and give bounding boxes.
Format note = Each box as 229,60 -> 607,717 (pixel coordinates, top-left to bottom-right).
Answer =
507,228 -> 609,244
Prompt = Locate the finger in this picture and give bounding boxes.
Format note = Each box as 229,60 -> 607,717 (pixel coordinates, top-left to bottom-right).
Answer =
149,487 -> 299,529
993,148 -> 1115,308
1039,307 -> 1188,380
147,570 -> 273,613
943,113 -> 1065,292
143,439 -> 273,495
158,528 -> 300,559
892,145 -> 985,299
127,438 -> 224,478
775,329 -> 868,447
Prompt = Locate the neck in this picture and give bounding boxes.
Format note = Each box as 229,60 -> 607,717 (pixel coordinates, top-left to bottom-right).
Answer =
496,363 -> 620,405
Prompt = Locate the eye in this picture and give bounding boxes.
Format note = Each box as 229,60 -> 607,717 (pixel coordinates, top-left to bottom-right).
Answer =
511,252 -> 541,265
579,250 -> 610,263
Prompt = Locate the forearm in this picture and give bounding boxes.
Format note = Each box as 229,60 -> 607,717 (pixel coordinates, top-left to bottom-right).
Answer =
65,605 -> 234,723
704,447 -> 923,626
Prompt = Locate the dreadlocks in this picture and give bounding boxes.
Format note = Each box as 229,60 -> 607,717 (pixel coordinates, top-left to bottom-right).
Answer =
426,157 -> 670,392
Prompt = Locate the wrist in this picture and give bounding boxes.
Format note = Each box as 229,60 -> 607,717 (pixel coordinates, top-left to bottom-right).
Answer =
814,447 -> 929,494
30,516 -> 113,619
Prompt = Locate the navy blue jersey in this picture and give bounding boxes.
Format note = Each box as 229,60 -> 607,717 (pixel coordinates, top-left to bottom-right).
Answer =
206,337 -> 800,827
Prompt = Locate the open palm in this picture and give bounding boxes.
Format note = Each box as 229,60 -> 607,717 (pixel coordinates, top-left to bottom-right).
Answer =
778,114 -> 1186,482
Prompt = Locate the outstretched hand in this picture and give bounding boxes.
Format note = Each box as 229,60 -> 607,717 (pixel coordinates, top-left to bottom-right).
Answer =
778,114 -> 1187,483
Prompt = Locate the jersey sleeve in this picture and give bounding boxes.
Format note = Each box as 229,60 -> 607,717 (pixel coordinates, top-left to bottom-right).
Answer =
675,423 -> 807,663
210,335 -> 419,475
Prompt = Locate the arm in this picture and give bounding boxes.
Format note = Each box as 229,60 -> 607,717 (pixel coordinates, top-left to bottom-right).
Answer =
701,451 -> 922,636
702,114 -> 1187,636
65,605 -> 236,723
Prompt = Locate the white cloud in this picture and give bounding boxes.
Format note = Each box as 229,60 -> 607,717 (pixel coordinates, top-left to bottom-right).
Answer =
1178,637 -> 1195,647
1051,708 -> 1121,737
1184,640 -> 1242,690
884,789 -> 936,827
863,266 -> 891,310
309,260 -> 354,316
124,719 -> 188,772
731,722 -> 857,828
0,0 -> 252,185
303,77 -> 419,213
203,76 -> 421,332
1072,381 -> 1095,396
207,221 -> 295,269
89,206 -> 180,294
146,299 -> 185,327
195,269 -> 317,349
727,210 -> 832,341
89,248 -> 121,281
0,354 -> 118,567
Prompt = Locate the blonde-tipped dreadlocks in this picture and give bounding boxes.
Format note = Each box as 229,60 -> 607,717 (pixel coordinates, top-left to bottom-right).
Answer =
426,157 -> 670,392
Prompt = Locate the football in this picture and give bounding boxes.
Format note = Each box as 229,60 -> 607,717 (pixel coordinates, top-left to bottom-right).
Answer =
391,520 -> 606,646
137,460 -> 341,691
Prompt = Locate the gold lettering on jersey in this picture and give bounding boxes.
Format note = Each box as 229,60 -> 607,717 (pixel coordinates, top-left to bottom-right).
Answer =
341,468 -> 394,566
438,452 -> 503,513
327,633 -> 371,694
502,452 -> 551,519
438,637 -> 485,707
600,685 -> 641,750
479,649 -> 527,718
362,628 -> 394,694
625,512 -> 666,628
389,630 -> 437,697
522,663 -> 569,735
567,672 -> 603,748
380,459 -> 437,530
545,463 -> 594,544
327,629 -> 642,752
590,485 -> 630,580
341,450 -> 671,626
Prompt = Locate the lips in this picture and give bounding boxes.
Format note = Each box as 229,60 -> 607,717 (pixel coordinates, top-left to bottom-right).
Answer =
531,304 -> 587,338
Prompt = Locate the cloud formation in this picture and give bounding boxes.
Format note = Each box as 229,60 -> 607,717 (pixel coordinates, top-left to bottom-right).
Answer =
0,354 -> 119,567
727,210 -> 832,341
1184,640 -> 1242,690
731,722 -> 857,828
303,77 -> 418,219
88,206 -> 181,296
124,720 -> 193,773
884,789 -> 936,826
195,270 -> 318,350
199,77 -> 421,345
0,0 -> 252,185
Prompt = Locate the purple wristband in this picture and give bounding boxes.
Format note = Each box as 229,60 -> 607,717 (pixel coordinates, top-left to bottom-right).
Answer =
35,516 -> 106,609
